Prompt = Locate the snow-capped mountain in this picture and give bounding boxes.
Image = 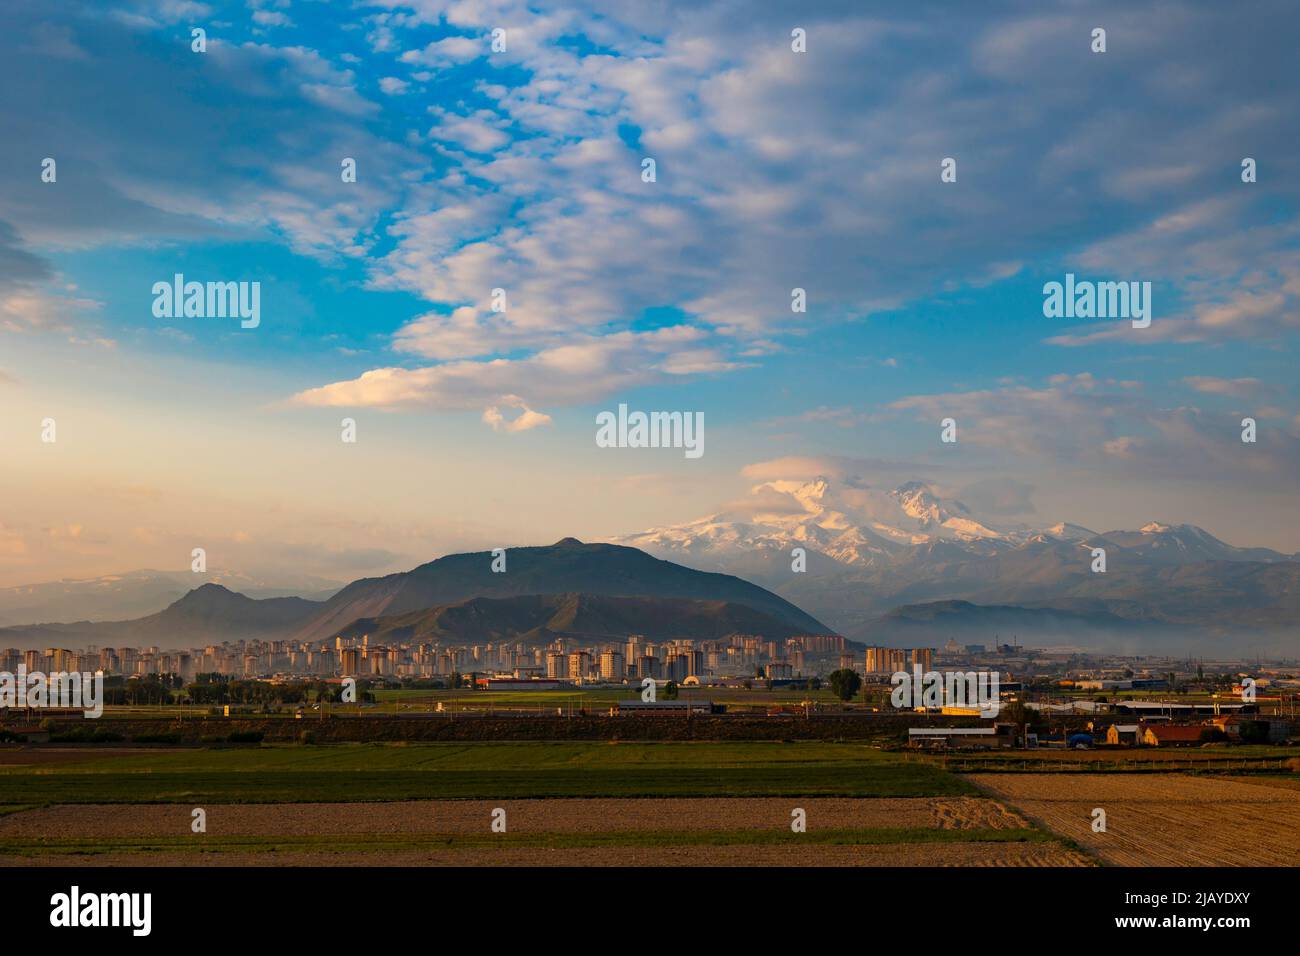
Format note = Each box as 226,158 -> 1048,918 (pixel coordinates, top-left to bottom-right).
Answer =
614,478 -> 1299,649
618,476 -> 1287,569
621,476 -> 1019,567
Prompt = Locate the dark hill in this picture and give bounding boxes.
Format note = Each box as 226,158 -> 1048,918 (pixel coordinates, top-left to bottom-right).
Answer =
290,538 -> 827,642
335,592 -> 814,646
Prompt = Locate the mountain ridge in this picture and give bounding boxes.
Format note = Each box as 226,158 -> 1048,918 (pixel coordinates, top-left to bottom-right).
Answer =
0,540 -> 830,650
615,477 -> 1299,649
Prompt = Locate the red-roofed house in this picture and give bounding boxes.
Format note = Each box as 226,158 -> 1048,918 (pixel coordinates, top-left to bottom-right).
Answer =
1141,723 -> 1205,747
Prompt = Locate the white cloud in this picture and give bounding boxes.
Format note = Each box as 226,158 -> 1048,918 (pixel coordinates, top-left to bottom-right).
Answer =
288,326 -> 712,411
399,35 -> 484,68
1182,376 -> 1263,397
482,394 -> 552,432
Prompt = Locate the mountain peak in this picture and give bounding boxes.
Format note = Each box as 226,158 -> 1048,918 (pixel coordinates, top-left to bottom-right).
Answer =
1046,522 -> 1097,540
1140,521 -> 1173,533
889,481 -> 976,526
551,537 -> 584,547
169,583 -> 253,613
751,477 -> 831,514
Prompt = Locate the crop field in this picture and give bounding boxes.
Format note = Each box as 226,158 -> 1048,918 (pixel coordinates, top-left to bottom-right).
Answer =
930,745 -> 1300,774
23,741 -> 1295,866
0,795 -> 1029,837
0,741 -> 975,804
970,772 -> 1300,866
0,741 -> 1100,866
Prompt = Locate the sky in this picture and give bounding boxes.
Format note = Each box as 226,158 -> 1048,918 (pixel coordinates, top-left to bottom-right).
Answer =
0,0 -> 1298,588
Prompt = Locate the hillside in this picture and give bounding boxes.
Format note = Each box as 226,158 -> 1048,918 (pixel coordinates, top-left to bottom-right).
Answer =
0,584 -> 323,647
288,538 -> 826,643
334,592 -> 817,646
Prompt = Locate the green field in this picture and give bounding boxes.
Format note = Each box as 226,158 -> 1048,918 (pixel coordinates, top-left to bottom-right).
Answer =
0,741 -> 973,805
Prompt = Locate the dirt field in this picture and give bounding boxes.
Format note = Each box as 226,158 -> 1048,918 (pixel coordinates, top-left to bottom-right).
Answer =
0,795 -> 1026,838
970,773 -> 1300,866
0,795 -> 1094,866
0,841 -> 1088,867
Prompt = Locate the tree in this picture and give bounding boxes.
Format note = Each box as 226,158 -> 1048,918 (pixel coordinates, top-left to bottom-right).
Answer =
1239,720 -> 1270,745
828,668 -> 862,702
998,699 -> 1043,732
663,681 -> 679,700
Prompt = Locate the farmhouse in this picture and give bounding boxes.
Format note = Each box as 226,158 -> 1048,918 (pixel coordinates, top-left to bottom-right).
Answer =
1105,724 -> 1141,745
1141,724 -> 1204,747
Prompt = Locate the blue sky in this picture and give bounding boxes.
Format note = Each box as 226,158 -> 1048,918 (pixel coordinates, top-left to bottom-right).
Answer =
1,0 -> 1298,586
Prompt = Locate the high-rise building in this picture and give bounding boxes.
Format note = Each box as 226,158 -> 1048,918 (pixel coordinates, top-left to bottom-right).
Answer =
599,650 -> 625,680
567,650 -> 591,681
666,654 -> 689,682
547,651 -> 568,679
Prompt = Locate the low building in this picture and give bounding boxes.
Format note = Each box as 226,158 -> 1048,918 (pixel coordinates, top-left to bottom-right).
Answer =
1212,715 -> 1292,743
906,727 -> 1015,750
613,699 -> 717,716
475,678 -> 568,691
1141,724 -> 1205,747
1105,723 -> 1141,745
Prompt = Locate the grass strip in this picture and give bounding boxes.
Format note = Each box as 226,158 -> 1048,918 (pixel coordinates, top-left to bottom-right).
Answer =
0,766 -> 975,805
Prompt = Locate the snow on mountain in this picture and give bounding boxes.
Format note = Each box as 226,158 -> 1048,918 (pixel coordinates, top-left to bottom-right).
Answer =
620,477 -> 1020,560
617,479 -> 1297,648
616,478 -> 1290,572
1045,522 -> 1097,540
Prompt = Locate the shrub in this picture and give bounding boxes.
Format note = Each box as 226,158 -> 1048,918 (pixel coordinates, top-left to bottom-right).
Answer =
1238,720 -> 1270,745
49,728 -> 125,743
131,733 -> 182,744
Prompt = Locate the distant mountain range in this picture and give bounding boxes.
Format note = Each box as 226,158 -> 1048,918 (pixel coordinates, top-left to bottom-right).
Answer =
0,540 -> 829,650
616,478 -> 1300,652
6,487 -> 1298,655
0,569 -> 342,628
